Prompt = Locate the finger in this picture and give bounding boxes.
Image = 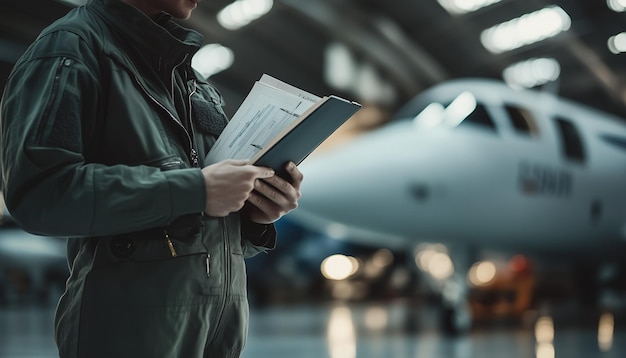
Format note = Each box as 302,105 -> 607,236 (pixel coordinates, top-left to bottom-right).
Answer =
254,178 -> 287,203
262,167 -> 302,200
254,179 -> 298,211
284,162 -> 304,189
247,191 -> 282,220
221,159 -> 249,166
259,175 -> 295,199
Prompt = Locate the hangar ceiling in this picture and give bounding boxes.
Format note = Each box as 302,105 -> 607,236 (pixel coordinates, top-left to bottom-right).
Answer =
1,0 -> 626,120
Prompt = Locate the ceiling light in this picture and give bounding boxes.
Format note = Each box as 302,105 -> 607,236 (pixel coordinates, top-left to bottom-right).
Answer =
324,42 -> 398,105
353,64 -> 398,105
56,0 -> 88,6
437,0 -> 503,15
324,43 -> 357,91
481,6 -> 571,54
607,0 -> 626,12
191,44 -> 234,78
503,57 -> 561,88
217,0 -> 273,30
608,32 -> 626,54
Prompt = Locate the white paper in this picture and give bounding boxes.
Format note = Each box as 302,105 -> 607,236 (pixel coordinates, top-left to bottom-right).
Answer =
259,74 -> 321,103
204,75 -> 319,165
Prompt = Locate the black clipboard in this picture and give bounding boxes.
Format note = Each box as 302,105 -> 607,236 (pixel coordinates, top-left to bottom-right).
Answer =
251,95 -> 361,180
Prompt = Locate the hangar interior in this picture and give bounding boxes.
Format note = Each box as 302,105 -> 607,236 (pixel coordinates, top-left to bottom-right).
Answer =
2,0 -> 626,357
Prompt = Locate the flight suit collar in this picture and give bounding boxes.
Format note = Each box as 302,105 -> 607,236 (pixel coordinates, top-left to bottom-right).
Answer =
90,0 -> 203,70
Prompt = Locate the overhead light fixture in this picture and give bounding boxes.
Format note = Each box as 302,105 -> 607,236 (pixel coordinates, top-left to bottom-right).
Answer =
324,42 -> 398,105
607,0 -> 626,12
608,32 -> 626,54
503,57 -> 561,89
353,63 -> 397,104
217,0 -> 273,30
56,0 -> 88,6
437,0 -> 503,15
324,43 -> 357,91
191,44 -> 234,78
481,6 -> 571,54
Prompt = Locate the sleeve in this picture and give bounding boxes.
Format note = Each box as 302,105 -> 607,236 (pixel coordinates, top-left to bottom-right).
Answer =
239,207 -> 277,258
0,30 -> 206,237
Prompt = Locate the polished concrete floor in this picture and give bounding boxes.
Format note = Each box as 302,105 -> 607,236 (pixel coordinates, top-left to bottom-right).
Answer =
1,300 -> 624,358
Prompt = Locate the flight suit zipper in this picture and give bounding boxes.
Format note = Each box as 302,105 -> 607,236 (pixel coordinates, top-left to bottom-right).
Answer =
187,78 -> 199,167
205,217 -> 231,349
170,54 -> 199,167
130,65 -> 198,167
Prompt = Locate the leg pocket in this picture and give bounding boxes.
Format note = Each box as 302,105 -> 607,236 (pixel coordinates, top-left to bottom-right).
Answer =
78,297 -> 223,358
78,254 -> 221,358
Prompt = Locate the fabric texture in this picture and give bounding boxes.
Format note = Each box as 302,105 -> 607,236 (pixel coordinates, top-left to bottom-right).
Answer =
0,0 -> 276,356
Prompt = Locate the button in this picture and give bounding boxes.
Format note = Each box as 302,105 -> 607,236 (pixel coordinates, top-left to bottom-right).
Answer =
110,236 -> 136,259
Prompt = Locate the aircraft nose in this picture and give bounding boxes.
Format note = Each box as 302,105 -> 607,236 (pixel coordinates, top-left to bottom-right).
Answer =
293,121 -> 444,234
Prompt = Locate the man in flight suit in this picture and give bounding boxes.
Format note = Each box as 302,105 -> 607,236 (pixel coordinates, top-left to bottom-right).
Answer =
0,0 -> 303,357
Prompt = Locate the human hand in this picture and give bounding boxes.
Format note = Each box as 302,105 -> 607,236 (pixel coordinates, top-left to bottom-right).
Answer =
201,160 -> 275,217
245,162 -> 303,224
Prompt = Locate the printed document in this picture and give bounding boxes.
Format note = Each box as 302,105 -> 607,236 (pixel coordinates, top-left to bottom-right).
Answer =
205,75 -> 320,165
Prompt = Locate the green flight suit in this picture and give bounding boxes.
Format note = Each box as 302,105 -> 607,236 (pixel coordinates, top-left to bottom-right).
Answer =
0,0 -> 276,357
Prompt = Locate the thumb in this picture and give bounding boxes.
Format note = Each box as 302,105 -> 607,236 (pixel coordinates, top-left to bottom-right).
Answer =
220,159 -> 274,178
254,165 -> 275,179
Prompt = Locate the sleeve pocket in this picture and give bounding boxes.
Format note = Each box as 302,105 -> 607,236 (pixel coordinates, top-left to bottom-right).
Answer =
36,57 -> 82,152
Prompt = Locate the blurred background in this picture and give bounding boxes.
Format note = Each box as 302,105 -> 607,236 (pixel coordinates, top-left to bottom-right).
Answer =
3,0 -> 626,357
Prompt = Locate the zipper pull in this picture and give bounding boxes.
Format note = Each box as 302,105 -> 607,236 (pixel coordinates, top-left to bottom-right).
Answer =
190,148 -> 199,167
205,254 -> 211,277
164,229 -> 177,257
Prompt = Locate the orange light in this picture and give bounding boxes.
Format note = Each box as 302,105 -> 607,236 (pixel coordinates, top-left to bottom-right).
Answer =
509,254 -> 530,274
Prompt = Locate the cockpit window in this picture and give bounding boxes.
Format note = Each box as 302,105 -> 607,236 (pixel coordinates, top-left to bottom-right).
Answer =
504,105 -> 539,137
554,117 -> 585,163
600,134 -> 626,152
457,103 -> 496,131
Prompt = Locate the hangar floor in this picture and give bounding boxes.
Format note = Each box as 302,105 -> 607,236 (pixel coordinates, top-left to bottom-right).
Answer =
1,300 -> 624,358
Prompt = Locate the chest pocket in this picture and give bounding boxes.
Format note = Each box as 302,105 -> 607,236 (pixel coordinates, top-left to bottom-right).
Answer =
191,92 -> 229,136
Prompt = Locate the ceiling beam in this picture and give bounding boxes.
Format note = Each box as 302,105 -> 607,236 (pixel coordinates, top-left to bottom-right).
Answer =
564,36 -> 626,113
278,0 -> 448,97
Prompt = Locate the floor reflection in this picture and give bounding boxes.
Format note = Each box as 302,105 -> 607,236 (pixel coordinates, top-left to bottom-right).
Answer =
0,304 -> 57,357
241,300 -> 626,358
0,300 -> 624,358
